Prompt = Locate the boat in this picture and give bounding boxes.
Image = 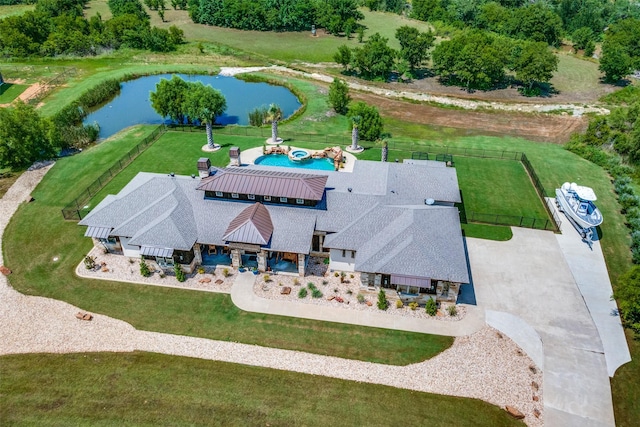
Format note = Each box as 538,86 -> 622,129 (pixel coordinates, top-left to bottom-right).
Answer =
555,182 -> 603,236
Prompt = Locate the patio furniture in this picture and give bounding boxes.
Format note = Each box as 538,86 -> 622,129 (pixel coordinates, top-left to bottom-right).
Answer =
208,245 -> 217,255
282,252 -> 297,263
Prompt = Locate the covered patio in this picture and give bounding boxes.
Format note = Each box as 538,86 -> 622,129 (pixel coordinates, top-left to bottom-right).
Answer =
201,245 -> 232,267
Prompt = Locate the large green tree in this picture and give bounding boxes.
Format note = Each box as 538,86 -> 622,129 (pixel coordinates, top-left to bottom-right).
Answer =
319,0 -> 364,35
395,26 -> 435,72
351,33 -> 397,81
513,42 -> 558,92
328,78 -> 351,115
347,102 -> 383,142
182,82 -> 227,150
510,3 -> 563,47
150,75 -> 190,123
0,102 -> 55,169
599,18 -> 640,82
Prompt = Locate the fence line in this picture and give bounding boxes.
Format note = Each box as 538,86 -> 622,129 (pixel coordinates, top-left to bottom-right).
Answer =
61,124 -> 166,220
521,153 -> 561,232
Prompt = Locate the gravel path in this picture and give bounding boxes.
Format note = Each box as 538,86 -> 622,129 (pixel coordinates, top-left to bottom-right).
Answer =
0,165 -> 543,426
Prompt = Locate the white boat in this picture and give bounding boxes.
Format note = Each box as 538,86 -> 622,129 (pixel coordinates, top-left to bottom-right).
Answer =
555,182 -> 603,234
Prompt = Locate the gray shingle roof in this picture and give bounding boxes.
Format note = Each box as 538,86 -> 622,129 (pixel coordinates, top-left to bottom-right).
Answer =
223,203 -> 274,245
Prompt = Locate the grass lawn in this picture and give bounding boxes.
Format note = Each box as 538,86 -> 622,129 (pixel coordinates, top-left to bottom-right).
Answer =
4,126 -> 453,366
0,352 -> 523,427
0,82 -> 29,103
0,4 -> 34,19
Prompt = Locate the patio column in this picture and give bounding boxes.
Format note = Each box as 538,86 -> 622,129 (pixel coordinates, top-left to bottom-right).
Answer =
194,244 -> 202,265
258,250 -> 267,272
297,253 -> 305,276
231,249 -> 241,269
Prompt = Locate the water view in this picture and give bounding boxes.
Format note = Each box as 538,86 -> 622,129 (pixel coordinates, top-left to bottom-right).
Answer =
84,74 -> 302,139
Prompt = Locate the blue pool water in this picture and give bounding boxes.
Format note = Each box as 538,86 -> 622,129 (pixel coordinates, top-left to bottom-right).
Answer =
254,154 -> 335,171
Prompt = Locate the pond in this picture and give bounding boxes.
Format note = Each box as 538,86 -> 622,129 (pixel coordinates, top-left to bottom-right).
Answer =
83,74 -> 302,140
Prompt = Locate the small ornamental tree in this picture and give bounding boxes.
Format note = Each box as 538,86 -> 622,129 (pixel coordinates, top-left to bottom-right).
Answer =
174,263 -> 186,282
425,298 -> 437,316
265,103 -> 282,143
140,260 -> 151,277
377,289 -> 388,310
328,78 -> 351,115
347,102 -> 383,141
183,82 -> 227,150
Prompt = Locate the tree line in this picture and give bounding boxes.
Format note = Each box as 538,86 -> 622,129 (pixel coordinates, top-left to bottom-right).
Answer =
0,0 -> 184,57
188,0 -> 364,34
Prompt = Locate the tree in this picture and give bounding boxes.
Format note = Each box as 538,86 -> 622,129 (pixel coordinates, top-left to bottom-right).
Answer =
600,40 -> 633,82
328,78 -> 351,115
351,32 -> 397,80
108,0 -> 149,20
265,103 -> 283,143
183,82 -> 227,150
513,42 -> 558,93
0,102 -> 55,169
319,0 -> 364,35
347,102 -> 383,141
614,266 -> 640,336
150,75 -> 190,123
572,26 -> 595,52
377,289 -> 388,310
350,115 -> 361,151
509,3 -> 563,47
395,26 -> 435,72
333,44 -> 352,71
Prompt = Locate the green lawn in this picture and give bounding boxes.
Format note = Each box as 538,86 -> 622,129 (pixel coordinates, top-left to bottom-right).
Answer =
0,3 -> 34,19
0,352 -> 523,427
0,82 -> 28,103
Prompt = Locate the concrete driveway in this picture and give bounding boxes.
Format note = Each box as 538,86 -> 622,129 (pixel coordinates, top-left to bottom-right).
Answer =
467,227 -> 616,427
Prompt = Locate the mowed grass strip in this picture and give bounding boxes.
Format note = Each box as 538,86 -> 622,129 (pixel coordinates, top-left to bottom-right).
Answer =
0,83 -> 29,103
0,352 -> 523,427
4,126 -> 452,366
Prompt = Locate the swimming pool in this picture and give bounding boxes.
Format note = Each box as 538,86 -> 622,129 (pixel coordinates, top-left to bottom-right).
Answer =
254,154 -> 335,171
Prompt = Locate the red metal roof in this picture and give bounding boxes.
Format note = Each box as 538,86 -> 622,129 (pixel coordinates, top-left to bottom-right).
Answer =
223,203 -> 274,245
197,168 -> 327,201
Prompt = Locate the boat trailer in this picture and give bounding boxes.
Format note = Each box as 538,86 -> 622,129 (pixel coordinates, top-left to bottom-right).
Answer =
556,199 -> 595,242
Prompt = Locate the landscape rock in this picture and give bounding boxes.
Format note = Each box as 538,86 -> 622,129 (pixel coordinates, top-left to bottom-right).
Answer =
0,266 -> 11,275
505,406 -> 525,419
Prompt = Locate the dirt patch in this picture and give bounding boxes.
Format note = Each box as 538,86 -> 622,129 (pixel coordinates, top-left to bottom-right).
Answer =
352,91 -> 588,143
18,83 -> 48,103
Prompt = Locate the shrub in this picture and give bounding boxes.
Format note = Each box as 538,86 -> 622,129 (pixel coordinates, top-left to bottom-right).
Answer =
293,278 -> 300,286
298,287 -> 308,298
248,105 -> 268,127
340,272 -> 346,283
140,260 -> 151,277
350,274 -> 354,279
323,258 -> 330,265
159,273 -> 166,278
357,293 -> 365,303
311,288 -> 323,298
409,302 -> 418,310
307,282 -> 317,291
197,266 -> 205,274
264,274 -> 271,282
346,289 -> 353,295
619,193 -> 640,212
128,258 -> 135,264
322,280 -> 329,285
174,264 -> 186,282
334,272 -> 340,277
425,298 -> 437,316
223,268 -> 230,277
83,255 -> 96,270
377,289 -> 388,310
395,299 -> 404,308
447,304 -> 458,316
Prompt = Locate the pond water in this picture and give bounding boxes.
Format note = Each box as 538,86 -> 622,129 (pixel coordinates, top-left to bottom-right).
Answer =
83,74 -> 302,140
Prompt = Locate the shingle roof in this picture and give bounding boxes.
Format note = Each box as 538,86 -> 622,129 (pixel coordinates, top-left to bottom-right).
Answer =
223,203 -> 273,245
197,168 -> 328,201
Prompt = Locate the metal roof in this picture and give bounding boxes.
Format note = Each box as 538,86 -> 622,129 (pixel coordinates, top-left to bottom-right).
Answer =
223,203 -> 273,245
197,168 -> 328,201
391,274 -> 431,288
140,246 -> 174,257
85,226 -> 112,239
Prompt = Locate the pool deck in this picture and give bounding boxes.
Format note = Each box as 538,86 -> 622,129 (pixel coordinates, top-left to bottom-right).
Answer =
240,146 -> 357,172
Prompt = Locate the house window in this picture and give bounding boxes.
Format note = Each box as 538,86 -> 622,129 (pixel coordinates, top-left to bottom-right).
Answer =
342,249 -> 346,257
231,193 -> 239,198
350,250 -> 355,259
215,191 -> 223,197
296,198 -> 304,204
264,195 -> 271,201
280,197 -> 288,203
248,194 -> 255,200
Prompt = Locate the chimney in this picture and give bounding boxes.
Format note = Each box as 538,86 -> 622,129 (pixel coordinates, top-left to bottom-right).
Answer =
197,157 -> 211,178
229,146 -> 241,167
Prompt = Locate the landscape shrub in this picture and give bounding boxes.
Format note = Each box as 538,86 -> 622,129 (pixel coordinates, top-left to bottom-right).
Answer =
377,289 -> 388,310
409,302 -> 418,310
425,298 -> 437,316
395,299 -> 403,308
140,260 -> 151,277
307,282 -> 317,291
83,255 -> 96,270
357,293 -> 365,303
223,268 -> 230,277
447,305 -> 458,316
248,106 -> 268,127
174,264 -> 186,282
197,266 -> 205,274
311,288 -> 323,298
619,193 -> 640,212
293,278 -> 300,286
298,287 -> 308,298
263,274 -> 271,282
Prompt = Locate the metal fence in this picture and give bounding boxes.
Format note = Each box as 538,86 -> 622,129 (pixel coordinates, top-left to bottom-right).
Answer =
521,153 -> 562,232
464,211 -> 556,231
61,125 -> 166,220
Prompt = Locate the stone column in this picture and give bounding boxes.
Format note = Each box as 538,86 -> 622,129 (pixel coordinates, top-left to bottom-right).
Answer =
258,250 -> 267,272
194,244 -> 202,265
231,249 -> 241,269
297,253 -> 305,276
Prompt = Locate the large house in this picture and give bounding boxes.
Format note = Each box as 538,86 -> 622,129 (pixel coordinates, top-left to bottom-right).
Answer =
80,157 -> 470,303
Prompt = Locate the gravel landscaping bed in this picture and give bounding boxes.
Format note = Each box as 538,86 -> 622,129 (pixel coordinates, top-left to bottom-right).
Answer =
76,247 -> 235,293
254,257 -> 466,321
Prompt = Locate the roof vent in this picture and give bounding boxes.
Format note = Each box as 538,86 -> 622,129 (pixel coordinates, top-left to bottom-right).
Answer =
425,198 -> 435,205
170,172 -> 175,177
348,187 -> 352,192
